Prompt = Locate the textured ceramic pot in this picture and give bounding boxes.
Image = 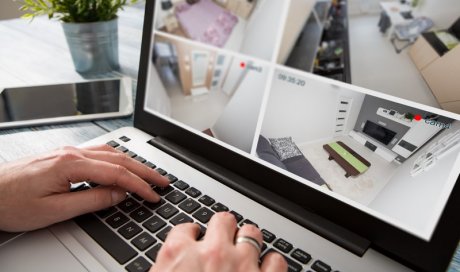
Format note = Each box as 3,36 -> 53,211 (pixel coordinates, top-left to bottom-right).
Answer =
62,18 -> 119,74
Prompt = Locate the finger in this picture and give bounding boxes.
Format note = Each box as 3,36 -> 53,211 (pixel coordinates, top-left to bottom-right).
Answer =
166,223 -> 200,243
235,224 -> 263,268
62,158 -> 160,202
44,186 -> 127,223
204,212 -> 237,245
79,149 -> 170,187
261,252 -> 288,272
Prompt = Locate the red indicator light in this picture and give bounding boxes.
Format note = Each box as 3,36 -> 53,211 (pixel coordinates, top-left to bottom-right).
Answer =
240,62 -> 246,68
414,114 -> 422,121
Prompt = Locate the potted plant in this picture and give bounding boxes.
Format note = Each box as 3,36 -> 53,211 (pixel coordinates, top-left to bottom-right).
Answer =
20,0 -> 138,74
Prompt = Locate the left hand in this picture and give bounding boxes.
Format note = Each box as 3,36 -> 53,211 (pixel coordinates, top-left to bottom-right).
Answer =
0,145 -> 169,232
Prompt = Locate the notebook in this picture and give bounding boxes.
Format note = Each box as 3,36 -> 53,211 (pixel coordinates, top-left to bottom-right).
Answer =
0,1 -> 459,271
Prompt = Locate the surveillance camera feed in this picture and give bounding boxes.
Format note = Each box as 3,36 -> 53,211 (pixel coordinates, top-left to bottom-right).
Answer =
144,0 -> 460,240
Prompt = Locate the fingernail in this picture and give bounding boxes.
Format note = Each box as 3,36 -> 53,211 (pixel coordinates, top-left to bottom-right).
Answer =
111,189 -> 126,205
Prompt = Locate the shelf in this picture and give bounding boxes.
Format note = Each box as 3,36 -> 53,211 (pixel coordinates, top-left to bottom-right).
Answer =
285,13 -> 323,72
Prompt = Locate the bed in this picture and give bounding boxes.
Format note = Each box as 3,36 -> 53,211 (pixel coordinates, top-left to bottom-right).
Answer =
175,0 -> 238,48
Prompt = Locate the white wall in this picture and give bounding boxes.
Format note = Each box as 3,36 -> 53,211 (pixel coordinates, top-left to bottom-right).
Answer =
369,121 -> 460,236
221,56 -> 247,96
348,0 -> 382,16
261,72 -> 365,144
145,65 -> 172,117
240,0 -> 287,61
211,65 -> 269,152
415,0 -> 460,29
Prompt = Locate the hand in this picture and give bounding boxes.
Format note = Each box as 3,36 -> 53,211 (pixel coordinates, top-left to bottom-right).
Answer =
152,212 -> 288,272
0,145 -> 169,232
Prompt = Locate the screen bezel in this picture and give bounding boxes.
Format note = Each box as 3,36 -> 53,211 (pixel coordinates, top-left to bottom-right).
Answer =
134,1 -> 460,271
0,77 -> 133,129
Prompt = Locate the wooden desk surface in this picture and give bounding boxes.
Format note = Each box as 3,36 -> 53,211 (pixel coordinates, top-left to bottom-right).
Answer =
0,4 -> 459,271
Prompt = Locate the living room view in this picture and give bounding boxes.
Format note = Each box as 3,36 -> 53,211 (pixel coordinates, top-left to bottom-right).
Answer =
276,0 -> 460,114
155,0 -> 287,61
257,70 -> 460,234
145,33 -> 270,152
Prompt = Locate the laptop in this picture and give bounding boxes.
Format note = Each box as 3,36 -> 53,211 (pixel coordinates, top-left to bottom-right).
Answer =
1,1 -> 460,271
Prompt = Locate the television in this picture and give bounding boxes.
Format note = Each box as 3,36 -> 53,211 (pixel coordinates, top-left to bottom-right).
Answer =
362,120 -> 396,145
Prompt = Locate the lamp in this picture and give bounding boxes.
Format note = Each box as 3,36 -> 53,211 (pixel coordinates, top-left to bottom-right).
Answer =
161,0 -> 173,10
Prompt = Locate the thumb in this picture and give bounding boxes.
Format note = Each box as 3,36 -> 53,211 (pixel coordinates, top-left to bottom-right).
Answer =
47,186 -> 127,223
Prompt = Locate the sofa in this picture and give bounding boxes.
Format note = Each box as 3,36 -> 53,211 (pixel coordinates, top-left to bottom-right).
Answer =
256,135 -> 327,188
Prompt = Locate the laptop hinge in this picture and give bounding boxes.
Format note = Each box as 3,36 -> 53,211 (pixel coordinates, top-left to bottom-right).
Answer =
148,136 -> 371,257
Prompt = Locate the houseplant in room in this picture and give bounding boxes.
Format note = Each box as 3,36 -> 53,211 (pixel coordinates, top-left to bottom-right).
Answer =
19,0 -> 138,74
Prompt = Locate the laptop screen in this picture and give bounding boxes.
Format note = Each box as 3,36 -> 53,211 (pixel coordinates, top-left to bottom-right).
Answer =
143,0 -> 460,241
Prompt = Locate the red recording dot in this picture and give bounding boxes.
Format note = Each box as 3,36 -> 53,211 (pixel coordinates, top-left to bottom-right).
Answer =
414,114 -> 422,121
240,62 -> 246,68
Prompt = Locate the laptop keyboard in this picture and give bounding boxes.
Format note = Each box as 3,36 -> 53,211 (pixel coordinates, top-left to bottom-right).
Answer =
72,138 -> 339,272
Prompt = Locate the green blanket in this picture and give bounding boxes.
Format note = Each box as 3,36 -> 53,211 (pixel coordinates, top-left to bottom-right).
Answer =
328,142 -> 369,173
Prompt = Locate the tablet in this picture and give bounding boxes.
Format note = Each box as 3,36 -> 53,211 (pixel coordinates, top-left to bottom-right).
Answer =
0,77 -> 133,129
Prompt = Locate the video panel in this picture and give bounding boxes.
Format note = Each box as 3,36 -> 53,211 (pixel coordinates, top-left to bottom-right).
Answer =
145,0 -> 460,240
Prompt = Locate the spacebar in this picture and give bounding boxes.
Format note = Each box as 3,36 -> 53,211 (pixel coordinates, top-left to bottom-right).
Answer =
74,213 -> 137,264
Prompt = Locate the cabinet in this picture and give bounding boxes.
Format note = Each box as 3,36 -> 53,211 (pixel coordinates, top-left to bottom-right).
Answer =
226,0 -> 256,20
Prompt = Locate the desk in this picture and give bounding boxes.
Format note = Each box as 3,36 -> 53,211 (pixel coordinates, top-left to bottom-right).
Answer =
0,5 -> 459,271
379,1 -> 412,39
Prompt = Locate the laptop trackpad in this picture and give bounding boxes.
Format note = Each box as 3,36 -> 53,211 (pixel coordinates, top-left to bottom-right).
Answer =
0,228 -> 87,272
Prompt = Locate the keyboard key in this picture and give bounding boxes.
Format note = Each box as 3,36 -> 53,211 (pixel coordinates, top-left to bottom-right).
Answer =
70,183 -> 90,192
311,260 -> 331,272
144,161 -> 156,169
156,203 -> 179,219
88,181 -> 100,188
178,198 -> 201,214
230,211 -> 243,223
146,243 -> 162,262
132,232 -> 157,251
193,207 -> 214,224
118,198 -> 141,213
211,202 -> 229,212
273,238 -> 293,253
75,213 -> 137,265
126,256 -> 151,272
261,229 -> 276,243
165,174 -> 178,183
127,151 -> 137,158
144,198 -> 166,210
185,187 -> 201,198
130,207 -> 153,223
156,226 -> 172,242
170,213 -> 193,225
197,224 -> 207,239
95,206 -> 117,219
154,186 -> 174,196
119,136 -> 131,142
106,140 -> 120,148
143,215 -> 166,233
116,146 -> 128,153
131,193 -> 144,201
263,249 -> 302,272
174,180 -> 189,190
155,168 -> 167,176
240,219 -> 258,227
165,190 -> 186,204
134,156 -> 146,164
291,248 -> 311,264
118,221 -> 142,239
262,243 -> 267,253
198,195 -> 215,206
106,212 -> 129,228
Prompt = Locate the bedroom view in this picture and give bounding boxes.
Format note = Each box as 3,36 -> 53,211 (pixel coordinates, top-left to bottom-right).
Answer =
155,0 -> 287,61
258,69 -> 460,233
146,33 -> 270,152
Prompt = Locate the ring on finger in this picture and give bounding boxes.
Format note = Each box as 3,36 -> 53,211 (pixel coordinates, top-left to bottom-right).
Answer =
235,236 -> 261,254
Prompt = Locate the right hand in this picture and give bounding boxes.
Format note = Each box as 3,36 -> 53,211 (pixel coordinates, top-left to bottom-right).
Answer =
152,212 -> 288,272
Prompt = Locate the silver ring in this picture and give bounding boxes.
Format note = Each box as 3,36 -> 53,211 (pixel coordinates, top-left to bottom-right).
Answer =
235,236 -> 261,254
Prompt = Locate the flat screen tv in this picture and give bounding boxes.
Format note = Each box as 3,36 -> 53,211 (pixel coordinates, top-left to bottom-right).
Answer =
363,120 -> 396,145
